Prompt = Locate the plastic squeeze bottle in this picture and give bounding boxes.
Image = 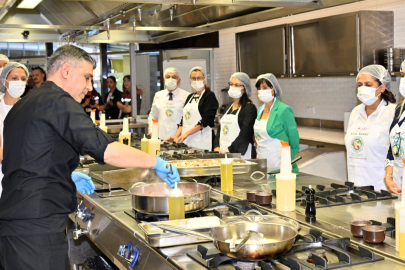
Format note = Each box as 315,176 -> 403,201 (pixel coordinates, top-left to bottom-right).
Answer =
99,113 -> 108,133
141,134 -> 149,153
276,141 -> 297,211
220,154 -> 233,192
399,207 -> 405,258
148,119 -> 161,155
396,158 -> 405,251
90,109 -> 96,123
169,182 -> 185,220
119,116 -> 131,145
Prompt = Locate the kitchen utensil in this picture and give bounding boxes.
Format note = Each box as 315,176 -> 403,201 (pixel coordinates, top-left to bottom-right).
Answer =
229,230 -> 264,252
145,222 -> 298,261
129,182 -> 211,214
268,156 -> 302,175
362,225 -> 386,244
350,220 -> 373,237
246,190 -> 261,202
255,192 -> 272,206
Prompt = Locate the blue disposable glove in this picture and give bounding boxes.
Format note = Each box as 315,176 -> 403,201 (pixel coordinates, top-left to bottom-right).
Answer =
152,156 -> 180,188
71,172 -> 96,195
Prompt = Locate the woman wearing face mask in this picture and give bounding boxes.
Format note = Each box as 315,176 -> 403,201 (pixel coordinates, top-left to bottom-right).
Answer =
0,62 -> 28,197
345,65 -> 396,191
166,66 -> 219,151
384,61 -> 405,194
213,72 -> 257,158
254,73 -> 299,170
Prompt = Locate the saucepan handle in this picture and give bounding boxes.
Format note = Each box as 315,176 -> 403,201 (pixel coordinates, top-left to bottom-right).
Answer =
243,210 -> 269,221
250,171 -> 265,181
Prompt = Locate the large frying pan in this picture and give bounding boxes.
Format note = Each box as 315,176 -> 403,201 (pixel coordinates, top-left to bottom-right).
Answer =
148,222 -> 298,261
129,182 -> 211,215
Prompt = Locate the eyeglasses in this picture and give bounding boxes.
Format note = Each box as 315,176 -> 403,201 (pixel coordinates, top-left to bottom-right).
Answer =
190,76 -> 204,81
229,82 -> 244,88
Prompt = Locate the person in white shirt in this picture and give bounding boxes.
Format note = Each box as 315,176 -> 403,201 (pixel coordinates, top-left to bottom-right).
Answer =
345,64 -> 396,190
0,62 -> 29,197
148,67 -> 189,139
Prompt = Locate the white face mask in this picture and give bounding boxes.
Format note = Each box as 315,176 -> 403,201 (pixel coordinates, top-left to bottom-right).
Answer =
258,90 -> 275,103
6,80 -> 26,98
357,85 -> 381,106
191,80 -> 204,92
228,86 -> 243,98
400,78 -> 405,98
165,78 -> 178,91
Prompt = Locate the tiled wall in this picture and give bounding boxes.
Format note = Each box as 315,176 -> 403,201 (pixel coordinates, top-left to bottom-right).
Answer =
213,0 -> 405,121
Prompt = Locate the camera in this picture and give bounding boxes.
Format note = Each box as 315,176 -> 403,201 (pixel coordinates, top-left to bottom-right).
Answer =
90,99 -> 96,106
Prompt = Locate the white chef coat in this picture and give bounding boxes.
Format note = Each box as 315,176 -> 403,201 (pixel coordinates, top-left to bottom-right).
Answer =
148,87 -> 189,140
389,109 -> 405,188
345,100 -> 395,190
0,98 -> 13,198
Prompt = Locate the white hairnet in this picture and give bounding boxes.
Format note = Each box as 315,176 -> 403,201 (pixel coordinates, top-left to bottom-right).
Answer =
0,62 -> 29,93
256,73 -> 283,97
357,64 -> 391,90
401,60 -> 405,71
164,67 -> 180,78
230,72 -> 251,97
189,66 -> 206,78
0,54 -> 9,63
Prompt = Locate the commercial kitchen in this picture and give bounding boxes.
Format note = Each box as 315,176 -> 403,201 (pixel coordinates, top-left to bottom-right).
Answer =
1,0 -> 405,269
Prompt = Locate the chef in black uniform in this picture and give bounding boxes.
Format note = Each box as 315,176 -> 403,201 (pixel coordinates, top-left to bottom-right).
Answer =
0,45 -> 180,270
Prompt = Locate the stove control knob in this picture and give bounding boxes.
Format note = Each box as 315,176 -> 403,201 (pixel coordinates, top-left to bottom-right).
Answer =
82,208 -> 94,222
117,242 -> 140,268
76,201 -> 86,218
72,222 -> 89,240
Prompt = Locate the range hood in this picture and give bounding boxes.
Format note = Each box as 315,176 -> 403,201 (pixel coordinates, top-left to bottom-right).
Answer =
0,0 -> 363,43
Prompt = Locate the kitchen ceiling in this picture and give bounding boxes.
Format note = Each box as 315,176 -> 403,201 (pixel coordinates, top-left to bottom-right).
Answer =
0,0 -> 363,43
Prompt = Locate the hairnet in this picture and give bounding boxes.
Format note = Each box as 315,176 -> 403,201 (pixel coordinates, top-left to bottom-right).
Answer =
189,66 -> 206,78
357,64 -> 391,90
256,73 -> 282,97
230,72 -> 251,97
401,60 -> 405,71
0,62 -> 29,93
164,67 -> 180,78
0,54 -> 9,63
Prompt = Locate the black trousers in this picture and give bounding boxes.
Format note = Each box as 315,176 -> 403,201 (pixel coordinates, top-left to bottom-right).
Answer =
0,215 -> 70,270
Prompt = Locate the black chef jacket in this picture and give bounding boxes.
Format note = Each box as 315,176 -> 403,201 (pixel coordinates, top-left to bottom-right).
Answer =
104,88 -> 122,119
0,81 -> 114,227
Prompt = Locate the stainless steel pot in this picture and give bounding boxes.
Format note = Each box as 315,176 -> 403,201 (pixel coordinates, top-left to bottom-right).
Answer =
148,222 -> 298,261
129,182 -> 211,214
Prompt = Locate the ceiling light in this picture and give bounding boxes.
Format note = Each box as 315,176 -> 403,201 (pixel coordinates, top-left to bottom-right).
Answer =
17,0 -> 43,9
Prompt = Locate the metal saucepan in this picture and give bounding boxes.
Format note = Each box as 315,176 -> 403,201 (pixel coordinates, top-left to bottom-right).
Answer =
148,222 -> 298,261
129,182 -> 211,215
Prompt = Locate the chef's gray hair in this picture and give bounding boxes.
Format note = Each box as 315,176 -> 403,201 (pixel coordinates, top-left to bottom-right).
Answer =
47,45 -> 96,76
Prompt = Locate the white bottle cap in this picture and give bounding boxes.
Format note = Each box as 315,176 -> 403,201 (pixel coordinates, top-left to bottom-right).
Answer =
169,182 -> 184,197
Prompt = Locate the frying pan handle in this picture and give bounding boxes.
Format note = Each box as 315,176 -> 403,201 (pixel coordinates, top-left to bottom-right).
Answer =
144,222 -> 214,241
243,210 -> 269,221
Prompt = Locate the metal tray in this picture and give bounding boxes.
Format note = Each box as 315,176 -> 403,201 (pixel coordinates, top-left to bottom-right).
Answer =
139,217 -> 226,247
168,158 -> 257,177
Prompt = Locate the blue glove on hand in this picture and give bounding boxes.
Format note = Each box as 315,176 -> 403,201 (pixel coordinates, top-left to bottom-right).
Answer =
72,172 -> 96,195
152,156 -> 180,188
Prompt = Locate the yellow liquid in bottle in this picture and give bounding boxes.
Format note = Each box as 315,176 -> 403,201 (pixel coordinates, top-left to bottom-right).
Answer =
220,163 -> 233,192
276,174 -> 296,211
399,232 -> 405,258
148,139 -> 161,156
169,196 -> 185,220
396,207 -> 400,251
141,139 -> 149,153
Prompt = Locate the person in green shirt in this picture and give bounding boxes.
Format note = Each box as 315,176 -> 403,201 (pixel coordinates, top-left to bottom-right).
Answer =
253,73 -> 299,171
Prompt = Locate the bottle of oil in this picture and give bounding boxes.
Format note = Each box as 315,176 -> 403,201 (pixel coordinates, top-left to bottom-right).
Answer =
141,134 -> 149,153
99,113 -> 108,133
220,154 -> 233,192
399,208 -> 405,258
169,183 -> 185,220
276,141 -> 296,211
119,116 -> 131,145
148,119 -> 161,155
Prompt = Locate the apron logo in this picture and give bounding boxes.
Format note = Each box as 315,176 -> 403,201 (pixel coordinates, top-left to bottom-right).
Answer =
392,132 -> 404,158
185,111 -> 191,120
351,136 -> 364,152
166,109 -> 173,117
223,125 -> 229,135
254,133 -> 262,142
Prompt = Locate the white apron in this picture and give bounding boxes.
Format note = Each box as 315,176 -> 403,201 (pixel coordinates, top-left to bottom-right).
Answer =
219,104 -> 251,159
157,92 -> 184,140
389,113 -> 405,188
345,109 -> 386,190
254,105 -> 281,167
182,91 -> 212,151
0,99 -> 12,198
